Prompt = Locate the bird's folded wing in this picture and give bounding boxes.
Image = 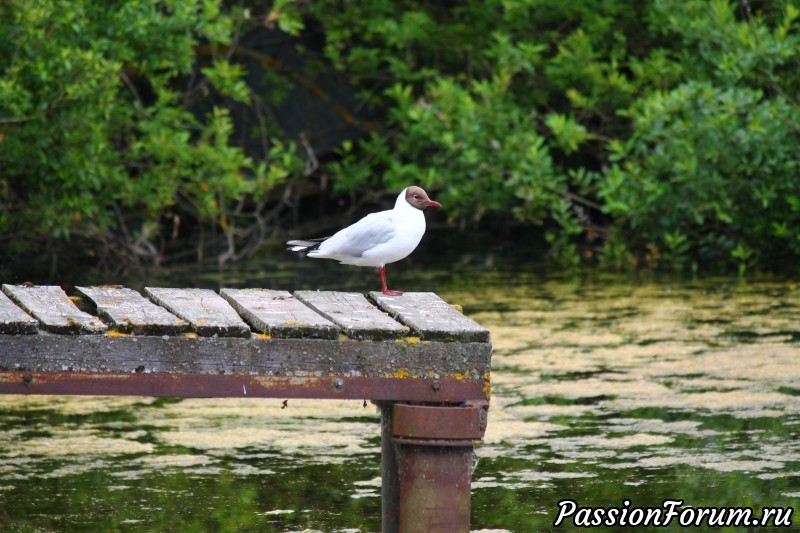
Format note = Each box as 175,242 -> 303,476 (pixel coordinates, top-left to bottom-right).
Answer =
318,213 -> 396,257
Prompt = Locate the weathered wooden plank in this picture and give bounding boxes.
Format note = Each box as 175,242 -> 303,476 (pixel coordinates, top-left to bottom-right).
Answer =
220,288 -> 339,339
75,286 -> 189,335
144,287 -> 250,337
294,291 -> 409,340
0,290 -> 38,334
370,292 -> 491,342
0,335 -> 493,380
1,285 -> 107,334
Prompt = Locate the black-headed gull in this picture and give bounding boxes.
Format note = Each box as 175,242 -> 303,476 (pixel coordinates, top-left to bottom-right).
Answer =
287,186 -> 442,296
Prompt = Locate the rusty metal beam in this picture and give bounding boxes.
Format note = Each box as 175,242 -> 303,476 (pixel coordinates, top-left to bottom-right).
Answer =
0,371 -> 488,402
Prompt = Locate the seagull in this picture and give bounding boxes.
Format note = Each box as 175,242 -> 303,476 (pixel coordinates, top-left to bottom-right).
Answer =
287,186 -> 442,296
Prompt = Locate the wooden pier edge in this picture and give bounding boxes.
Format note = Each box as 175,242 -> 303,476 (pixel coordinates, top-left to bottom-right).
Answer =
0,284 -> 492,532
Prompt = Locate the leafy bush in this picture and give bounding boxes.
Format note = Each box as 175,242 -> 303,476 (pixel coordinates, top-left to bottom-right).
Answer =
600,0 -> 800,272
0,1 -> 302,270
2,0 -> 800,274
309,0 -> 800,272
602,82 -> 800,272
311,0 -> 655,262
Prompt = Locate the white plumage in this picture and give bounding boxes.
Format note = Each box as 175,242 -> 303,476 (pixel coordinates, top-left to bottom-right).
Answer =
287,186 -> 442,295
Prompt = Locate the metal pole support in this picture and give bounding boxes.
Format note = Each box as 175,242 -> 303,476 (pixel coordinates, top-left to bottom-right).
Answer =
380,402 -> 488,533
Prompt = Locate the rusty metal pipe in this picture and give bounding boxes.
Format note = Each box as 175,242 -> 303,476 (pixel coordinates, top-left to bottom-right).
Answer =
396,444 -> 474,533
386,403 -> 487,533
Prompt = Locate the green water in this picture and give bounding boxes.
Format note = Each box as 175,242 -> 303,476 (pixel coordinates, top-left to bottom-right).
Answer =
1,235 -> 799,532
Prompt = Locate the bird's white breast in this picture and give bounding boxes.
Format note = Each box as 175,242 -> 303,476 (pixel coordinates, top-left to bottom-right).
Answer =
359,209 -> 425,266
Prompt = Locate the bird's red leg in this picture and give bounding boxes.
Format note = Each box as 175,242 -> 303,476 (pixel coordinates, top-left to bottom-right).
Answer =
379,266 -> 403,296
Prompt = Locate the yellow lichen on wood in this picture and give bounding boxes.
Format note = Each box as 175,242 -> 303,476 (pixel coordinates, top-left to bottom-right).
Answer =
183,332 -> 199,338
483,372 -> 492,399
392,369 -> 411,379
254,333 -> 272,340
395,336 -> 421,346
105,330 -> 130,338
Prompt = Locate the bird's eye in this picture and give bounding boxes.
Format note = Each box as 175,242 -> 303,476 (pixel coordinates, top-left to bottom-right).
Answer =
413,194 -> 420,199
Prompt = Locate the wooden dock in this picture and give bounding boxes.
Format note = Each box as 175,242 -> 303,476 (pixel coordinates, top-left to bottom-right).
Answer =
0,284 -> 492,532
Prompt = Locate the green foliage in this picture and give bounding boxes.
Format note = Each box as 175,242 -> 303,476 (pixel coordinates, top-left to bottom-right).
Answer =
602,81 -> 800,271
313,0 -> 640,264
308,0 -> 800,272
2,0 -> 800,273
600,1 -> 800,272
0,0 -> 302,266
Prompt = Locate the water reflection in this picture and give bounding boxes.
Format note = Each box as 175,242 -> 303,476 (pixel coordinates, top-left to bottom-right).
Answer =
0,239 -> 798,531
460,278 -> 800,532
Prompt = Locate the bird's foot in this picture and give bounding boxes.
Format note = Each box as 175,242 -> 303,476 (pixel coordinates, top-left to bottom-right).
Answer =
378,266 -> 403,296
381,288 -> 404,296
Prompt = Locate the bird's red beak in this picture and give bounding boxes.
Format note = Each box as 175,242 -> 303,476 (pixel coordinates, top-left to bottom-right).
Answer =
426,200 -> 443,208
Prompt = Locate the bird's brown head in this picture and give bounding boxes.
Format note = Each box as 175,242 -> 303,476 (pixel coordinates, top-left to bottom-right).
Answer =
405,186 -> 442,210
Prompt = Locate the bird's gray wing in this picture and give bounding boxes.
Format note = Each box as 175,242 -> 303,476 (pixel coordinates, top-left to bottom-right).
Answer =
316,212 -> 395,258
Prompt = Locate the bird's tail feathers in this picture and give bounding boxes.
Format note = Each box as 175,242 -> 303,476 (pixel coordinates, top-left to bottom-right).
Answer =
287,238 -> 329,253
